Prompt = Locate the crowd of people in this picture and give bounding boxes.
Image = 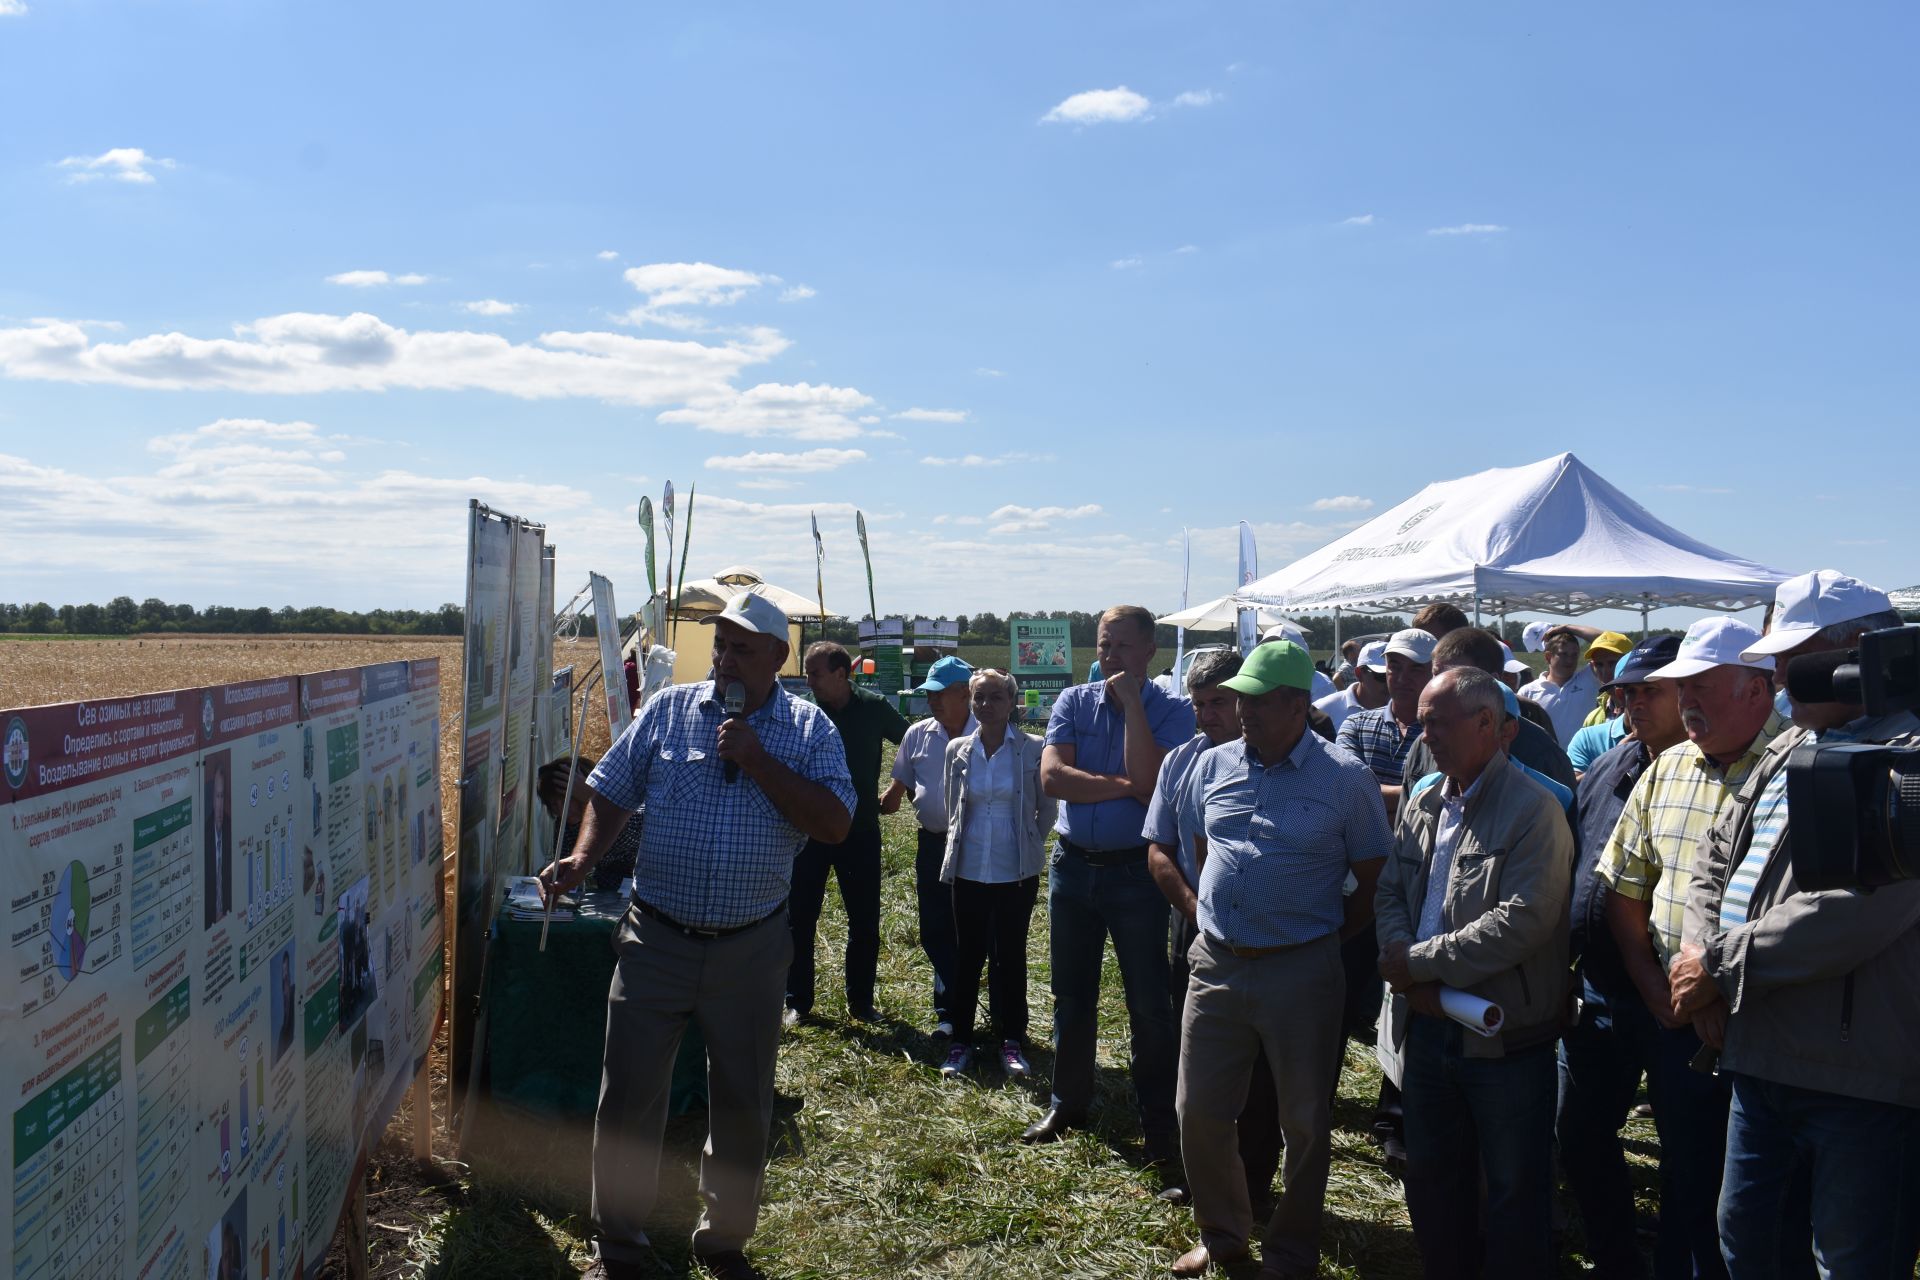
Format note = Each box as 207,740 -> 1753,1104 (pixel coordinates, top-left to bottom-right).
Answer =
541,570 -> 1919,1280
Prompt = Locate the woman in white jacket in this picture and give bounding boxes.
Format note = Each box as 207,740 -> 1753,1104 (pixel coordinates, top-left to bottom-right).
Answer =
938,668 -> 1058,1079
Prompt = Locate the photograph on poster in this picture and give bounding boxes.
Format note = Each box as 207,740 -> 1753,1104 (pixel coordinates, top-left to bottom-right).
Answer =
271,939 -> 297,1064
206,1188 -> 246,1280
336,876 -> 376,1031
205,748 -> 234,928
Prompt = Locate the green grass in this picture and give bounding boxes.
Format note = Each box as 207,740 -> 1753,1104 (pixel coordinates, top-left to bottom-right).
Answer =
401,742 -> 1658,1279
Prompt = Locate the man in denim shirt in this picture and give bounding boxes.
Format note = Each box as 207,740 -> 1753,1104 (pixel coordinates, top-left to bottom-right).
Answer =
1029,605 -> 1195,1195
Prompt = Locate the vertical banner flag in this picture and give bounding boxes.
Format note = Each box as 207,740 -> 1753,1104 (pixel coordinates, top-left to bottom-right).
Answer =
1236,520 -> 1259,656
856,510 -> 877,623
1175,526 -> 1190,683
811,512 -> 827,623
637,496 -> 656,596
661,482 -> 676,641
672,484 -> 695,649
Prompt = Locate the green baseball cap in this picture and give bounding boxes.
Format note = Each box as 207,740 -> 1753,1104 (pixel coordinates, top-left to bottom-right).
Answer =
1220,640 -> 1313,695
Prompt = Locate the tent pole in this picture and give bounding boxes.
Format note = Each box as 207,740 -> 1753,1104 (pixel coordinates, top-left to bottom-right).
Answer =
1332,607 -> 1342,663
1639,594 -> 1650,639
1473,592 -> 1482,626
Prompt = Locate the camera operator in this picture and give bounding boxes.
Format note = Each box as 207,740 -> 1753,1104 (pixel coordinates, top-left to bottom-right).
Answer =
1669,570 -> 1919,1277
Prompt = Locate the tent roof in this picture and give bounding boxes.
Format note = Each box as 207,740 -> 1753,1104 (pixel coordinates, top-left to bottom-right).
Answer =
671,568 -> 829,621
1239,453 -> 1787,616
1158,594 -> 1298,632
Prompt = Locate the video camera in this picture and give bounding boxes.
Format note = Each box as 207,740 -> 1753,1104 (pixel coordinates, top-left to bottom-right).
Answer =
1787,625 -> 1920,890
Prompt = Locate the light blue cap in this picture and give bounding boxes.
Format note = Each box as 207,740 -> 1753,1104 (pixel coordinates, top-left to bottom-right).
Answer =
913,655 -> 973,693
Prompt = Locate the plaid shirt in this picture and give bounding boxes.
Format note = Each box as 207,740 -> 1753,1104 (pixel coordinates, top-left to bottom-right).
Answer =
1334,705 -> 1423,785
588,680 -> 855,929
1598,711 -> 1787,965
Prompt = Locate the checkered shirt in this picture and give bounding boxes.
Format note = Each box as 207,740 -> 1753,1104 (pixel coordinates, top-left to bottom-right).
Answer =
1334,705 -> 1423,786
1597,712 -> 1787,966
588,680 -> 856,930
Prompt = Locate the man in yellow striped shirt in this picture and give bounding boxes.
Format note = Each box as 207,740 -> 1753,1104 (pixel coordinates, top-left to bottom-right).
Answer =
1597,616 -> 1784,1280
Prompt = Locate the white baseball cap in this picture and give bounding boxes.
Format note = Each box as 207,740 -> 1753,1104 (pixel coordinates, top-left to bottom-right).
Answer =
1742,569 -> 1893,659
700,590 -> 791,639
1499,641 -> 1531,676
1260,619 -> 1308,647
1384,628 -> 1438,666
1522,620 -> 1551,653
1648,616 -> 1775,680
1358,640 -> 1389,673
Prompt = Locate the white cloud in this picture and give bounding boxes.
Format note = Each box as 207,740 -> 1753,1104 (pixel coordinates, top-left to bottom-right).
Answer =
0,312 -> 786,408
704,448 -> 867,474
622,261 -> 762,315
1042,86 -> 1151,125
1426,223 -> 1507,236
1171,90 -> 1217,108
737,478 -> 798,491
1310,495 -> 1374,511
326,270 -> 428,287
461,299 -> 519,317
974,367 -> 1005,378
596,250 -> 620,261
1174,244 -> 1199,255
1110,257 -> 1143,271
892,407 -> 968,423
988,502 -> 1102,534
921,452 -> 1052,468
57,147 -> 175,185
1,0 -> 29,16
1341,214 -> 1376,227
659,381 -> 874,440
778,285 -> 816,302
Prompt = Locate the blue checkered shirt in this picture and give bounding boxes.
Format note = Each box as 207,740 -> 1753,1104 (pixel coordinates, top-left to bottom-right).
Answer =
588,680 -> 855,929
1190,731 -> 1394,949
1334,706 -> 1423,785
1141,733 -> 1218,886
1045,679 -> 1196,850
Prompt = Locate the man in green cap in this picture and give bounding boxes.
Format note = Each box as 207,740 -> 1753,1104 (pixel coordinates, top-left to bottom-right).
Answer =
1155,641 -> 1393,1280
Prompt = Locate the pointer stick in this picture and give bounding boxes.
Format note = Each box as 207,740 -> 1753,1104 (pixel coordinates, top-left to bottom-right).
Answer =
542,672 -> 602,953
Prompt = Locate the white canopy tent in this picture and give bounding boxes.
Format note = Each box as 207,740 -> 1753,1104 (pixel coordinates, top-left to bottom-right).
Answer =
670,566 -> 830,621
1158,593 -> 1298,632
1237,453 -> 1787,633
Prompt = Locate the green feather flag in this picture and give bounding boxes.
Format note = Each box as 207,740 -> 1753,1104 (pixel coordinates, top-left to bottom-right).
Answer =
856,509 -> 877,623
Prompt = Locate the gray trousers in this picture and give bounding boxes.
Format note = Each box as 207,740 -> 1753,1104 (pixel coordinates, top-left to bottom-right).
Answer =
592,904 -> 791,1262
1177,930 -> 1344,1271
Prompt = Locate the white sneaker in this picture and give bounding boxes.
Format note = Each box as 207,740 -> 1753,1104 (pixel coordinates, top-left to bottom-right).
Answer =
939,1045 -> 972,1078
932,1020 -> 954,1041
1000,1041 -> 1031,1078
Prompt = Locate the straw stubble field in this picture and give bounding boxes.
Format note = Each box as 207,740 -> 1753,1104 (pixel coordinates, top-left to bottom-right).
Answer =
0,636 -> 1652,1278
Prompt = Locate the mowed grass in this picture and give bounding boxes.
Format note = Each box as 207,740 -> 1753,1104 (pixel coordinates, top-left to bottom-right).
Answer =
1,637 -> 1656,1278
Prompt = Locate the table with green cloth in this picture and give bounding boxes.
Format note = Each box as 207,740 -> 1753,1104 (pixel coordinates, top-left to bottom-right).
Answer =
486,887 -> 707,1117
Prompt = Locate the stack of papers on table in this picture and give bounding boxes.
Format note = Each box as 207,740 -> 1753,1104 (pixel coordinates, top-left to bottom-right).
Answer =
505,875 -> 575,921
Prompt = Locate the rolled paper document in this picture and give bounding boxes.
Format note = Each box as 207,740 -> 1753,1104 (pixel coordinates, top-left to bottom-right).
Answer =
1440,987 -> 1504,1038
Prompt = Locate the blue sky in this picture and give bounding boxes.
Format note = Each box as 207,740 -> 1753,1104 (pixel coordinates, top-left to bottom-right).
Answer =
2,2 -> 1913,623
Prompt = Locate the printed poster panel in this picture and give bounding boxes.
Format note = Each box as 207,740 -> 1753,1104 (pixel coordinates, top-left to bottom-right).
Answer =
497,521 -> 544,879
451,506 -> 513,1089
1010,617 -> 1074,705
590,573 -> 630,738
0,659 -> 443,1280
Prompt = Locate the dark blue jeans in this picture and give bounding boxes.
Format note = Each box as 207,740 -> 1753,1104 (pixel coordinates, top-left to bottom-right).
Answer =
1047,846 -> 1179,1157
1720,1073 -> 1920,1279
1401,1013 -> 1559,1280
786,826 -> 882,1016
915,829 -> 959,1022
1558,975 -> 1659,1278
1645,1022 -> 1731,1280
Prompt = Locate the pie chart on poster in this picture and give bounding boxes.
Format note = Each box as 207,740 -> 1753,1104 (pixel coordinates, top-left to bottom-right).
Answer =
50,860 -> 90,982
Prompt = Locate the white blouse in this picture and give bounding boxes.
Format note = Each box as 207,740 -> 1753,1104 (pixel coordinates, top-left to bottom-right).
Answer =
954,736 -> 1022,883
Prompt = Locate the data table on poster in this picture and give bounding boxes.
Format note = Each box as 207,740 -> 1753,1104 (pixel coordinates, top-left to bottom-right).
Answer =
134,979 -> 192,1252
12,1038 -> 128,1280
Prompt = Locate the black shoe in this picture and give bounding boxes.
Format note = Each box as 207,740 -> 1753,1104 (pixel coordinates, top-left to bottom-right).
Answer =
693,1250 -> 766,1280
849,1004 -> 881,1023
1020,1107 -> 1084,1144
582,1255 -> 653,1280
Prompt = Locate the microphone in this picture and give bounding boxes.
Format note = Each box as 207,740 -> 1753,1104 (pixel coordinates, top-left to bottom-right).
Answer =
723,681 -> 746,783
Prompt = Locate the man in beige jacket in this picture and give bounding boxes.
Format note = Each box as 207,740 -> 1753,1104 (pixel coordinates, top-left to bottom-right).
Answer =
1375,668 -> 1571,1280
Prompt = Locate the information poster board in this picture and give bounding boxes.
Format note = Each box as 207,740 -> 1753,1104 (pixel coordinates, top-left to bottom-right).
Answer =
0,660 -> 444,1279
590,573 -> 631,738
1010,617 -> 1074,711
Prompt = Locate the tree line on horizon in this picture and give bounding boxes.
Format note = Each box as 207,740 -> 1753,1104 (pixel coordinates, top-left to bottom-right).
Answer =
0,597 -> 464,637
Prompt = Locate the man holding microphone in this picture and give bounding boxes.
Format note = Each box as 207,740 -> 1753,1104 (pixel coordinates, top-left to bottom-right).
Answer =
542,593 -> 855,1280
